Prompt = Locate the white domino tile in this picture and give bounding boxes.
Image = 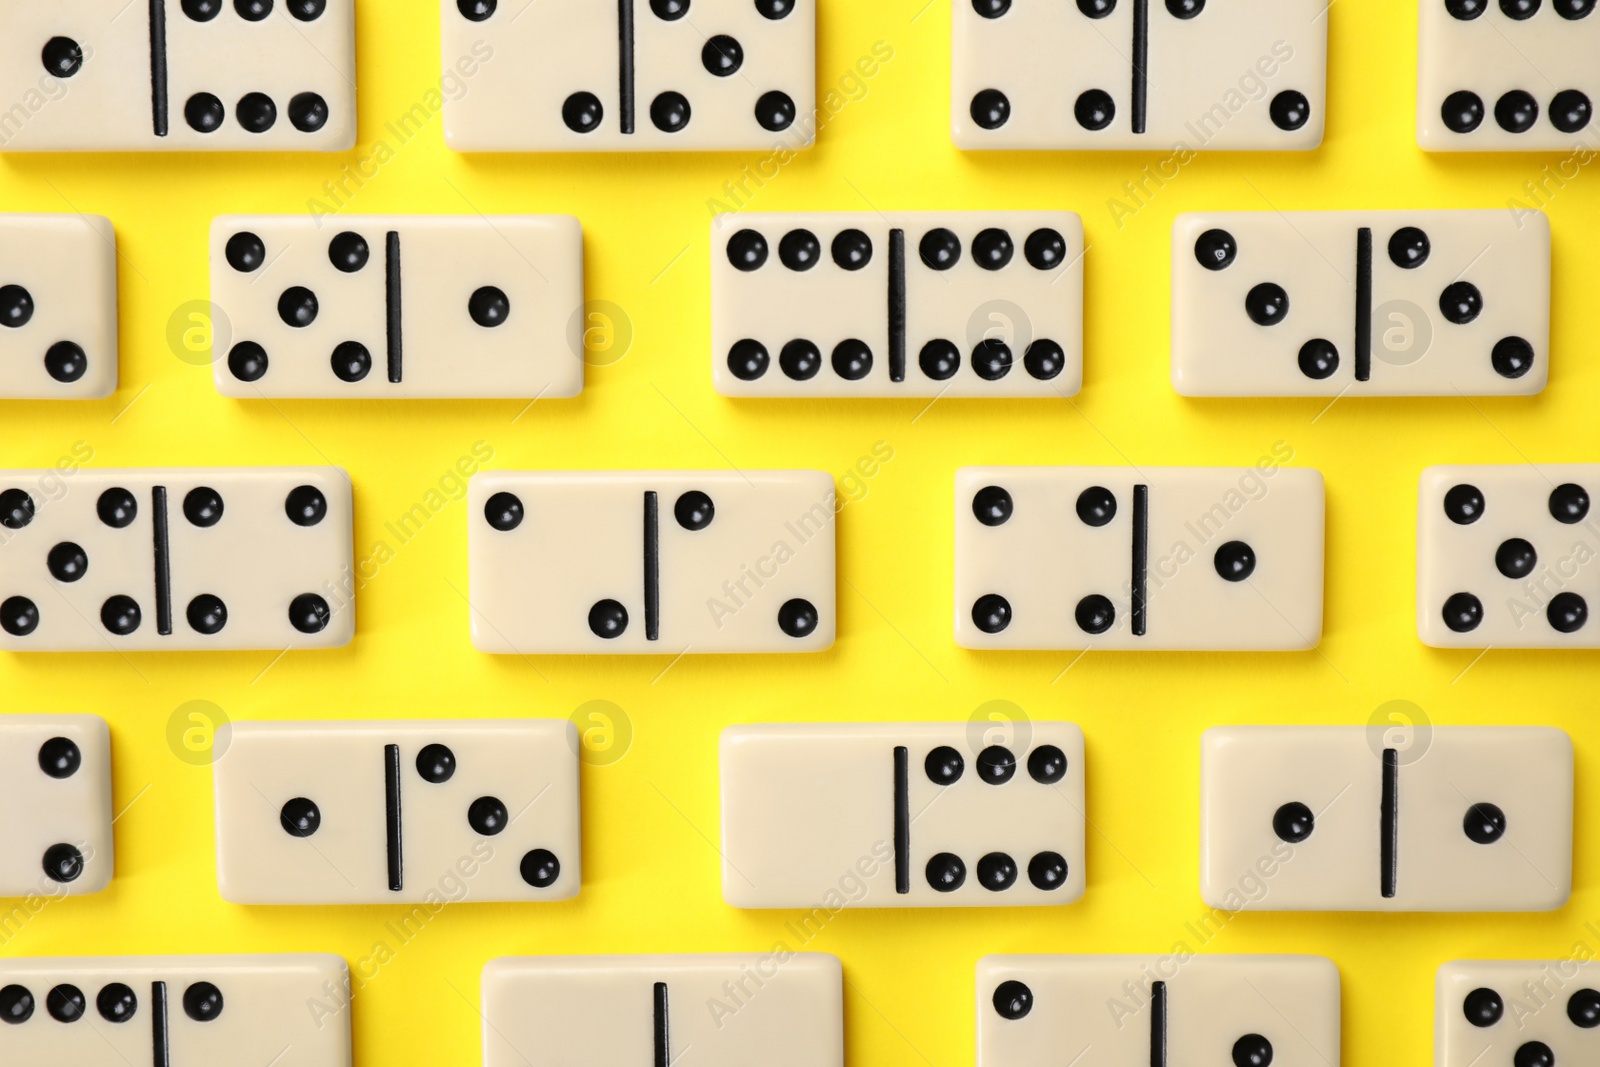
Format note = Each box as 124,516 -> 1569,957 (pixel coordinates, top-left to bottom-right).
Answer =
0,468 -> 354,652
213,719 -> 580,904
0,215 -> 118,399
721,722 -> 1085,908
711,211 -> 1084,397
0,2 -> 355,151
442,0 -> 816,151
1201,726 -> 1573,911
977,954 -> 1341,1067
1436,960 -> 1600,1066
954,465 -> 1326,650
467,470 -> 836,654
1172,210 -> 1550,396
0,955 -> 352,1066
482,954 -> 843,1067
1418,465 -> 1599,648
1419,0 -> 1600,151
0,715 -> 114,897
953,0 -> 1328,150
209,215 -> 585,399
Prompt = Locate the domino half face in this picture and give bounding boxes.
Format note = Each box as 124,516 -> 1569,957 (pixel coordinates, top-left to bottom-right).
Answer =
720,722 -> 1085,908
1436,960 -> 1600,1067
1172,211 -> 1551,396
1419,0 -> 1599,151
209,215 -> 585,399
442,0 -> 817,151
1418,465 -> 1599,648
0,2 -> 355,151
467,470 -> 836,654
954,466 -> 1326,650
0,715 -> 114,897
711,212 -> 1084,397
0,468 -> 354,652
1201,726 -> 1573,911
0,215 -> 118,399
952,0 -> 1328,150
0,955 -> 351,1067
212,720 -> 580,904
977,955 -> 1341,1067
482,954 -> 843,1067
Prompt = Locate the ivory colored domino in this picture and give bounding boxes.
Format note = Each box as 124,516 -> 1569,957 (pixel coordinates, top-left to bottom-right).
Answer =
0,215 -> 118,399
952,0 -> 1327,150
1436,960 -> 1600,1066
977,954 -> 1340,1067
1419,0 -> 1598,151
711,211 -> 1084,397
1419,465 -> 1599,648
442,0 -> 816,151
720,722 -> 1085,908
210,216 -> 584,399
1201,726 -> 1573,912
0,468 -> 354,652
213,720 -> 580,905
482,954 -> 843,1067
467,470 -> 836,654
954,466 -> 1326,650
0,715 -> 113,897
0,3 -> 355,151
0,955 -> 351,1066
1172,210 -> 1550,396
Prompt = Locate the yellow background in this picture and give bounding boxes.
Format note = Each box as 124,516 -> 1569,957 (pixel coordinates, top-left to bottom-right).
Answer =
3,0 -> 1598,1063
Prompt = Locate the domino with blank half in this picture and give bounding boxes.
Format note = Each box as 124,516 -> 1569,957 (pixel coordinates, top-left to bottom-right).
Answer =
721,722 -> 1085,908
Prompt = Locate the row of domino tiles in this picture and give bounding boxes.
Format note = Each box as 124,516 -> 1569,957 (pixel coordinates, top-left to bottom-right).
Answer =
0,2 -> 1591,152
4,719 -> 1574,910
0,953 -> 1587,1064
0,208 -> 1554,401
0,464 -> 1593,652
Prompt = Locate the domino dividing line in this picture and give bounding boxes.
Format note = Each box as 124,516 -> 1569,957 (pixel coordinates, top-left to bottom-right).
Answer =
644,491 -> 661,641
618,0 -> 637,135
893,746 -> 910,894
888,229 -> 907,383
149,0 -> 169,137
1131,485 -> 1149,638
385,743 -> 404,892
1131,0 -> 1150,135
652,982 -> 670,1067
1380,747 -> 1398,898
1150,980 -> 1167,1067
152,486 -> 173,637
1354,227 -> 1373,383
152,980 -> 171,1067
385,231 -> 403,384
